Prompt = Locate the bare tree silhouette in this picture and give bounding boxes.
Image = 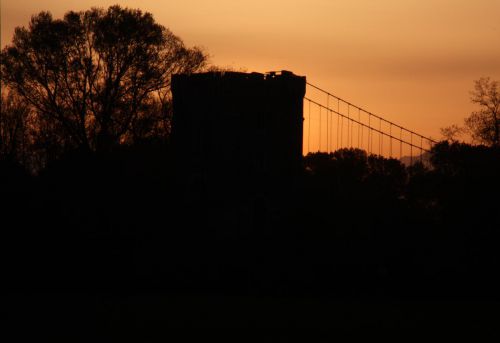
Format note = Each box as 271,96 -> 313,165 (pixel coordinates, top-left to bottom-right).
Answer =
466,77 -> 500,146
1,5 -> 207,155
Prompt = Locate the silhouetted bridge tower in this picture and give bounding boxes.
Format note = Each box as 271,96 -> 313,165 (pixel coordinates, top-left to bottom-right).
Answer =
172,71 -> 305,215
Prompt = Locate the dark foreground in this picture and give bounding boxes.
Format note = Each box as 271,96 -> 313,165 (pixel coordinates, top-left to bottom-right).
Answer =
2,143 -> 500,338
4,292 -> 500,340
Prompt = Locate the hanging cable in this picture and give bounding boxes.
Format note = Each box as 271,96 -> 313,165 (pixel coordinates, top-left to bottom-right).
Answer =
420,136 -> 423,163
326,95 -> 329,153
337,113 -> 340,151
369,129 -> 373,155
337,99 -> 340,151
350,107 -> 354,148
358,108 -> 361,148
330,109 -> 334,153
340,102 -> 344,149
308,100 -> 311,154
360,118 -> 364,151
368,114 -> 371,154
347,104 -> 351,148
379,118 -> 382,155
400,127 -> 403,159
380,133 -> 383,156
389,124 -> 392,158
410,134 -> 413,167
318,105 -> 322,152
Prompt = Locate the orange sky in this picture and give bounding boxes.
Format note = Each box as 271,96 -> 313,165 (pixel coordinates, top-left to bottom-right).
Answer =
2,0 -> 500,140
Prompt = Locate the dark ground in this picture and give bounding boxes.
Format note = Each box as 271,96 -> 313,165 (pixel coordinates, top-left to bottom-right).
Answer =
4,292 -> 500,340
2,143 -> 500,339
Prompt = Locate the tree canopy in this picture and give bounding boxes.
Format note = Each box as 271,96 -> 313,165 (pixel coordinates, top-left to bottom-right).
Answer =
1,5 -> 207,154
465,77 -> 500,147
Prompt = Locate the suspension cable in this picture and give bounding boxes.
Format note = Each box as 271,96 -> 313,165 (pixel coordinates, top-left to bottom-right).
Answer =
304,97 -> 433,153
306,82 -> 437,145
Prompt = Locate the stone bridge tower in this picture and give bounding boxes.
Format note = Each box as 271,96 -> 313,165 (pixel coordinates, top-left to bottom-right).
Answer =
171,71 -> 306,229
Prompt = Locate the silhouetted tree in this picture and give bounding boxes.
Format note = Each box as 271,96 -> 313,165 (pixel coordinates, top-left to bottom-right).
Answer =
440,124 -> 465,143
366,154 -> 407,199
0,87 -> 31,164
1,5 -> 207,154
429,140 -> 500,230
465,77 -> 500,146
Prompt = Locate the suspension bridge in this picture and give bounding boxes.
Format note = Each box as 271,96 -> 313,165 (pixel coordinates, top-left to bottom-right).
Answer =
303,81 -> 437,164
172,70 -> 438,177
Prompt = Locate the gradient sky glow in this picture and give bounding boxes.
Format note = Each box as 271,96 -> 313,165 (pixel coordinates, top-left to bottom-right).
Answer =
2,0 -> 500,139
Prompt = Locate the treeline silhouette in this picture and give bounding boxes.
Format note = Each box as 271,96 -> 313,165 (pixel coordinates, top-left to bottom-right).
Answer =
3,133 -> 500,337
2,140 -> 500,297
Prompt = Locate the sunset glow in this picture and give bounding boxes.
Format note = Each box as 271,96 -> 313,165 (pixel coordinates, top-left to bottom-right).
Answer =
2,0 -> 500,140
